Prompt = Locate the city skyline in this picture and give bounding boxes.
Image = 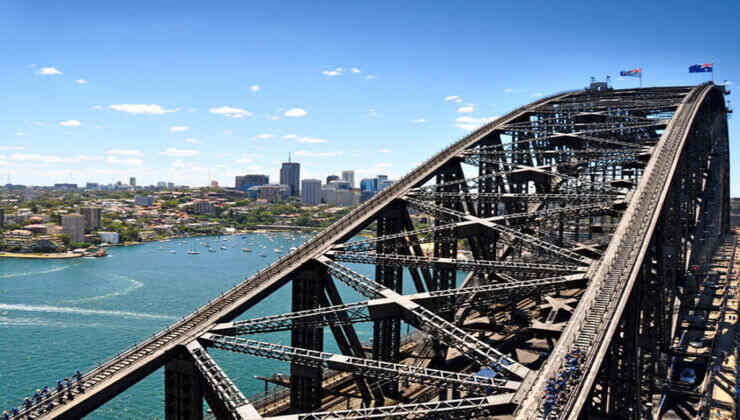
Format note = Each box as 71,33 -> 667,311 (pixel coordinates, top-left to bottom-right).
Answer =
2,1 -> 738,193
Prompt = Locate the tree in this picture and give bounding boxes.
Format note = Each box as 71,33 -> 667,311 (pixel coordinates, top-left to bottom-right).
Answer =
58,233 -> 71,246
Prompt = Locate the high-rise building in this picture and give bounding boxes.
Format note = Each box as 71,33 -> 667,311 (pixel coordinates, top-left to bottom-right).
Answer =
129,177 -> 136,188
81,207 -> 102,231
360,178 -> 377,192
62,214 -> 85,243
377,175 -> 388,183
167,182 -> 175,189
326,175 -> 339,184
235,174 -> 269,191
157,181 -> 167,188
328,180 -> 352,190
341,170 -> 355,188
134,195 -> 154,206
258,184 -> 289,203
85,182 -> 99,190
280,160 -> 300,197
301,179 -> 322,205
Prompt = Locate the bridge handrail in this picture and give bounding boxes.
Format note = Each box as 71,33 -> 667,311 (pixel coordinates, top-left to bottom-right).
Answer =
515,84 -> 714,419
12,88 -> 577,419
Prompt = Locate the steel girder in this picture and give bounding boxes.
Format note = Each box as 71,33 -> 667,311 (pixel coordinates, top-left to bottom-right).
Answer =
13,85 -> 731,420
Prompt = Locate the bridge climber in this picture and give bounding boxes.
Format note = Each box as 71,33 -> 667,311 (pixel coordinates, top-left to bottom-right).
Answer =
6,82 -> 731,420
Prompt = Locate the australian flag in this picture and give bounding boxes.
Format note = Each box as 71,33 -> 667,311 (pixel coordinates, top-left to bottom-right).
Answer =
689,63 -> 713,73
620,68 -> 642,77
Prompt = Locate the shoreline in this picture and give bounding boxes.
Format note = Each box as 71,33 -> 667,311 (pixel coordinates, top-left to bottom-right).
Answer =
0,251 -> 83,259
0,228 -> 318,259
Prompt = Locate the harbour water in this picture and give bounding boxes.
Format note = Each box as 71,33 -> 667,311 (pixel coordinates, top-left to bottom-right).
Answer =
0,232 -> 383,418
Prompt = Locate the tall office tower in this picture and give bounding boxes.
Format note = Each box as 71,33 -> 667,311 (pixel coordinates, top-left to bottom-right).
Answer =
376,175 -> 388,183
129,177 -> 136,188
301,179 -> 322,205
81,207 -> 102,231
62,214 -> 85,243
235,174 -> 269,191
280,157 -> 300,197
341,170 -> 355,188
326,175 -> 339,184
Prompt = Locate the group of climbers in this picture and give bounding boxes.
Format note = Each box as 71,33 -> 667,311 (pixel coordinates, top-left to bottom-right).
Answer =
3,370 -> 83,419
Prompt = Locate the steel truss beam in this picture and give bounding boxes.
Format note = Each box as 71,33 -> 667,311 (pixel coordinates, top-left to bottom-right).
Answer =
403,197 -> 591,264
209,274 -> 586,335
200,334 -> 521,394
319,259 -> 530,377
186,341 -> 260,420
327,250 -> 587,274
273,394 -> 515,419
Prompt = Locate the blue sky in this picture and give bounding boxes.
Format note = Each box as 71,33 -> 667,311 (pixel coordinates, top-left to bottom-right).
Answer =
1,0 -> 739,193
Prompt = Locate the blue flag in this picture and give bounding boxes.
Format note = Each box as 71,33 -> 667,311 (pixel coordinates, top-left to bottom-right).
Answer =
689,63 -> 713,73
620,68 -> 642,77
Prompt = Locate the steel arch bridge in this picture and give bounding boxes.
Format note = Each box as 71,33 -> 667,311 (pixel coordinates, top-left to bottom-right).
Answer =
10,83 -> 731,420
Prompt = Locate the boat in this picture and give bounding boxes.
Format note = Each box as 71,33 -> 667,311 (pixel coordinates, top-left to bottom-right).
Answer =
220,246 -> 227,250
241,248 -> 252,252
209,249 -> 217,253
260,253 -> 267,257
290,247 -> 297,251
170,250 -> 176,254
187,250 -> 200,255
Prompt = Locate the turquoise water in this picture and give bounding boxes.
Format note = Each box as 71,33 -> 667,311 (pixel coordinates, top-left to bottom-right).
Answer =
0,232 -> 375,418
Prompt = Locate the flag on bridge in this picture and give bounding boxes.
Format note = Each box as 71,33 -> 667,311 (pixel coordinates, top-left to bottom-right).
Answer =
620,68 -> 642,77
689,63 -> 713,73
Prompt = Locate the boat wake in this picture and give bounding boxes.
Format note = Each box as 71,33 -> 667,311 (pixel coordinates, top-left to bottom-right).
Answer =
0,303 -> 176,320
0,264 -> 77,279
62,276 -> 144,304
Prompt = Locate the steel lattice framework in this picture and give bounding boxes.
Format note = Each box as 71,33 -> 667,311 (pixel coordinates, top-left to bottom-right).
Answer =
9,83 -> 730,420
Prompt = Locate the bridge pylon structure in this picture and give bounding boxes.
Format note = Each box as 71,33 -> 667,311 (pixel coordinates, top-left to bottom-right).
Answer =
9,82 -> 730,420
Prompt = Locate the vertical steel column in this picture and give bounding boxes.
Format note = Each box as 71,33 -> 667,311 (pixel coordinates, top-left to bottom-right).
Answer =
372,202 -> 404,400
165,349 -> 204,420
290,261 -> 324,413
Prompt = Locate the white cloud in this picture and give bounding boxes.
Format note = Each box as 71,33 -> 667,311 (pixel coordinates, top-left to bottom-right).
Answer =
172,160 -> 185,168
297,137 -> 328,144
351,68 -> 360,73
378,148 -> 392,153
170,126 -> 189,132
236,153 -> 262,164
254,134 -> 274,140
457,105 -> 474,113
366,75 -> 376,80
59,120 -> 81,127
209,106 -> 252,118
454,98 -> 463,103
9,153 -> 102,164
282,134 -> 298,139
106,156 -> 143,166
368,108 -> 378,118
411,118 -> 425,124
268,115 -> 280,120
322,67 -> 343,76
295,150 -> 343,158
33,121 -> 44,126
38,67 -> 62,75
444,96 -> 460,102
530,92 -> 543,98
16,132 -> 24,136
75,79 -> 87,84
184,138 -> 201,144
160,148 -> 200,157
91,105 -> 103,110
109,104 -> 176,115
11,153 -> 64,163
284,108 -> 307,117
250,85 -> 261,92
455,115 -> 499,131
224,130 -> 233,135
106,149 -> 143,156
503,88 -> 514,93
0,146 -> 24,151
